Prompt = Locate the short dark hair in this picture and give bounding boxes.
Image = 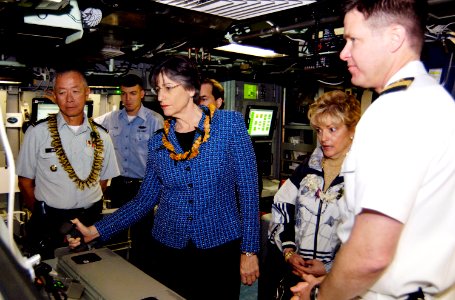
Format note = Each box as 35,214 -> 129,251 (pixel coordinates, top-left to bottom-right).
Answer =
343,0 -> 428,51
150,55 -> 201,102
202,78 -> 225,109
202,78 -> 224,101
120,74 -> 144,89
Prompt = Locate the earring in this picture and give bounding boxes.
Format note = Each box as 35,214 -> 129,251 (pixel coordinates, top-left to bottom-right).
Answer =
350,136 -> 354,140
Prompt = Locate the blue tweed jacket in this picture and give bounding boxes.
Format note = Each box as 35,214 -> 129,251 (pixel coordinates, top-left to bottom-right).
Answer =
96,107 -> 260,253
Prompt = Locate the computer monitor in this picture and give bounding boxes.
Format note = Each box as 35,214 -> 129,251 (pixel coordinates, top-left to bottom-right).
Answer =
31,98 -> 93,122
245,105 -> 278,141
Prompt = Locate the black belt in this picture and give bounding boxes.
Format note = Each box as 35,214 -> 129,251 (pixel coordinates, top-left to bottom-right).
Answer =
34,200 -> 103,220
113,176 -> 143,185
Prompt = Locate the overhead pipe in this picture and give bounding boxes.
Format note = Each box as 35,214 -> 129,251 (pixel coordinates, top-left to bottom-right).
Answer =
232,16 -> 341,42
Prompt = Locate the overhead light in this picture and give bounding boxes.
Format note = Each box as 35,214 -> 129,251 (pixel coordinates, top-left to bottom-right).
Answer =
214,44 -> 287,58
34,0 -> 70,10
88,86 -> 119,89
0,61 -> 26,68
154,0 -> 316,20
0,80 -> 22,85
0,61 -> 27,84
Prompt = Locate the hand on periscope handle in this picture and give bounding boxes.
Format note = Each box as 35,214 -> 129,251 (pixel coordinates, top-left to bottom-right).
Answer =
68,218 -> 100,248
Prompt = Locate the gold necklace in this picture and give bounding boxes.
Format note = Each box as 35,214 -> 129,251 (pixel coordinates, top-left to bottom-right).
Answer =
48,114 -> 104,190
162,104 -> 215,161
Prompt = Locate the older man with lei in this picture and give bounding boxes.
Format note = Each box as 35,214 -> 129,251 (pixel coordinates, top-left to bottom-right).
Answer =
70,55 -> 260,300
17,68 -> 120,260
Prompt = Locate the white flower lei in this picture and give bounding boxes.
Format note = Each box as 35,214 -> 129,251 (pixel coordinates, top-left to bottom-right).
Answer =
304,174 -> 343,203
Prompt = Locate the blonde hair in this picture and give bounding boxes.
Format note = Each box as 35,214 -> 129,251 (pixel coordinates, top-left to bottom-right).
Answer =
308,90 -> 361,129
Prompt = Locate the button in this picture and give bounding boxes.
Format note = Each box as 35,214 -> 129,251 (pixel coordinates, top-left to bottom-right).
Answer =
187,183 -> 193,188
188,216 -> 193,221
185,166 -> 191,171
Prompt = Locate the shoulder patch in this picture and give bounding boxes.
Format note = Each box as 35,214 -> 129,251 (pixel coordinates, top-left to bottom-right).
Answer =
380,77 -> 414,96
90,119 -> 109,133
30,116 -> 51,127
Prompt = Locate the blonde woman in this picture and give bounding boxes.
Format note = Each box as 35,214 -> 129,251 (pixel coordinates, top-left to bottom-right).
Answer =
268,90 -> 361,299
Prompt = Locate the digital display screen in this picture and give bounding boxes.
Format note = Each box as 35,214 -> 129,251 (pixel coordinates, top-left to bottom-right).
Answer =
244,83 -> 257,100
35,103 -> 57,120
247,109 -> 273,136
245,105 -> 278,140
36,103 -> 89,120
31,98 -> 93,122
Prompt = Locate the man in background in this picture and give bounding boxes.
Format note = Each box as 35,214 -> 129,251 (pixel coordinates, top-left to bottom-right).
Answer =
95,73 -> 163,269
198,77 -> 264,194
17,68 -> 119,259
199,78 -> 225,109
290,0 -> 455,299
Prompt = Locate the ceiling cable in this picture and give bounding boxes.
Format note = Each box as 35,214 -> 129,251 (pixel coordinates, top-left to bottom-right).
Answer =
232,16 -> 340,42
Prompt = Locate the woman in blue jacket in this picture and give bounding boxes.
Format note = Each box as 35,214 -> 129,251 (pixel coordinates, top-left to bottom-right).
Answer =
70,55 -> 260,299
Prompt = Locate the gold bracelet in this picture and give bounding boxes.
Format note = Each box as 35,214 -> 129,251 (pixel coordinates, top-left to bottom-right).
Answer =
284,250 -> 295,262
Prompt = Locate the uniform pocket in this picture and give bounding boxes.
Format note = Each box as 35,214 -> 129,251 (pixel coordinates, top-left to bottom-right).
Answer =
38,150 -> 61,180
134,130 -> 150,142
109,127 -> 121,150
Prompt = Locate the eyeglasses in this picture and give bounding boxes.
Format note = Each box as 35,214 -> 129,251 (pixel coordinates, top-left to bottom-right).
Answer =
154,84 -> 181,94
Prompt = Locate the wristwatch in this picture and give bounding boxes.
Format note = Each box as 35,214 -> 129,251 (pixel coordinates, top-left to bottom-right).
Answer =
310,285 -> 319,300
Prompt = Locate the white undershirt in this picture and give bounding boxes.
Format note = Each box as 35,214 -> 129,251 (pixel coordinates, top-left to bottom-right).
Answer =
68,125 -> 81,133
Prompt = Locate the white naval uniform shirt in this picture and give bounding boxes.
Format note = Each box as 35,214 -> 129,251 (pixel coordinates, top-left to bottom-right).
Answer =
339,61 -> 455,299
